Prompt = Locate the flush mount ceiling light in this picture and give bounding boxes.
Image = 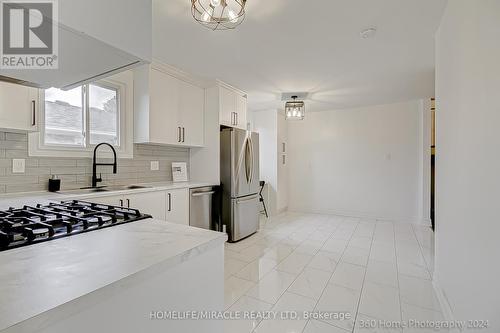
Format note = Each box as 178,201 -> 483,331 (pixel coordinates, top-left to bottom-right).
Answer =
360,27 -> 377,39
191,0 -> 246,30
285,96 -> 305,121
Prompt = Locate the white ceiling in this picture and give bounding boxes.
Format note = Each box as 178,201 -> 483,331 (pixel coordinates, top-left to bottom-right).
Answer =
153,0 -> 447,112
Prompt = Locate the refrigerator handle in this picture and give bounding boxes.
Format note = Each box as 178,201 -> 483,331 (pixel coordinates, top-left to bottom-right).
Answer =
234,135 -> 247,186
248,136 -> 254,185
244,137 -> 251,183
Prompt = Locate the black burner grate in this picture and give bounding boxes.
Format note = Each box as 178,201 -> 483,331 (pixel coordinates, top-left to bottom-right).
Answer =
0,200 -> 152,251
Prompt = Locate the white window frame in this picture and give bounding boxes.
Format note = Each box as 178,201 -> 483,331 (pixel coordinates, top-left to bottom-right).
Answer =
28,71 -> 134,158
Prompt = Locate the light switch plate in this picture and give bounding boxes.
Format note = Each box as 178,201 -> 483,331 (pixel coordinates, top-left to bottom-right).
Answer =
150,161 -> 159,171
12,159 -> 25,173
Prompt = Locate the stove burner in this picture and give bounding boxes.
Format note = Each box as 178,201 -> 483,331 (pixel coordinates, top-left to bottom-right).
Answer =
0,200 -> 152,251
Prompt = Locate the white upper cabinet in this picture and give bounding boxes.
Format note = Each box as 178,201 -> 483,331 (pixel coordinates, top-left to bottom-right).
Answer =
235,93 -> 248,130
219,86 -> 236,127
0,0 -> 151,90
0,82 -> 39,132
218,83 -> 248,130
134,64 -> 205,147
149,68 -> 181,145
179,80 -> 205,146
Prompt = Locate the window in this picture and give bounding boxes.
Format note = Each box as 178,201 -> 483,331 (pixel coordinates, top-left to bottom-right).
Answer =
89,84 -> 119,146
43,83 -> 119,147
29,71 -> 134,158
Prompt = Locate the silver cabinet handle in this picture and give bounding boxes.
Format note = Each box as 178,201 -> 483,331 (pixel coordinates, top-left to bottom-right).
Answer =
178,127 -> 181,142
282,142 -> 286,153
231,112 -> 234,125
126,198 -> 130,208
235,112 -> 238,125
182,127 -> 185,142
119,199 -> 123,206
31,100 -> 36,126
168,193 -> 172,211
191,191 -> 215,197
283,155 -> 286,165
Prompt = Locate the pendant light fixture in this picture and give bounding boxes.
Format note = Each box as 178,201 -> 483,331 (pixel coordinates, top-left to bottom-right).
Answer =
285,96 -> 305,120
191,0 -> 247,30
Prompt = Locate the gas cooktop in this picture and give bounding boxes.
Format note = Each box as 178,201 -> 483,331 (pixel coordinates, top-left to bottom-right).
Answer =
0,200 -> 152,251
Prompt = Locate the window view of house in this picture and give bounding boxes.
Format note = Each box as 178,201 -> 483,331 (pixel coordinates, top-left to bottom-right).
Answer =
44,84 -> 118,147
44,87 -> 84,146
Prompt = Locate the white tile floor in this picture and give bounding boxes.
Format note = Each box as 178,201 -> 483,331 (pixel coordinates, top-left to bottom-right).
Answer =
224,212 -> 439,333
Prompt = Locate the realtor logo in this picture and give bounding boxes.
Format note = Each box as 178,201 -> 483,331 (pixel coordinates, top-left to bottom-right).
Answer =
0,0 -> 58,69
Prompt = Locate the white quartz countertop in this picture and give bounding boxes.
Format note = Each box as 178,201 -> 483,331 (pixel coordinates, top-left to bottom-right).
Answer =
0,218 -> 227,331
0,181 -> 216,209
63,181 -> 216,200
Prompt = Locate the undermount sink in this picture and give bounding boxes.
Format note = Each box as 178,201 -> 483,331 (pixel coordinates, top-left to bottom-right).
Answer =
62,185 -> 151,195
122,185 -> 149,190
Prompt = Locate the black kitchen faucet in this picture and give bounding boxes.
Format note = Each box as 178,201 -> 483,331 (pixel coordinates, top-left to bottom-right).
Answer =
92,143 -> 117,188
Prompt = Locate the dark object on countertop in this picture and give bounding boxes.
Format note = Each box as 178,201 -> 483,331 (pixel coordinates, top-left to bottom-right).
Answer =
48,175 -> 61,192
92,142 -> 117,188
0,200 -> 152,251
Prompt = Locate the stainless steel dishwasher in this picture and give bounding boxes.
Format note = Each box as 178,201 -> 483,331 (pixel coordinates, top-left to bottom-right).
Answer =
189,186 -> 216,230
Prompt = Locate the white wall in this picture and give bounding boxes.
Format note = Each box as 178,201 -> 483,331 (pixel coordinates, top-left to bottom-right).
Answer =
287,100 -> 426,222
276,112 -> 289,213
435,1 -> 500,331
252,110 -> 278,215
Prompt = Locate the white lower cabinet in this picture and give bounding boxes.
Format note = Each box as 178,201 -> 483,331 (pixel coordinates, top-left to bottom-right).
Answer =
84,189 -> 189,225
87,194 -> 122,206
89,191 -> 167,220
127,192 -> 167,220
165,188 -> 189,225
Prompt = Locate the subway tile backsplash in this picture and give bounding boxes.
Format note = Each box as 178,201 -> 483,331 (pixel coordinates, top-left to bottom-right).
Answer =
0,131 -> 189,194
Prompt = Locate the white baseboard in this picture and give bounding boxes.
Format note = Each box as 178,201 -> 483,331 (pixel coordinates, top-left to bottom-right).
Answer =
287,208 -> 430,226
421,218 -> 432,227
277,207 -> 288,214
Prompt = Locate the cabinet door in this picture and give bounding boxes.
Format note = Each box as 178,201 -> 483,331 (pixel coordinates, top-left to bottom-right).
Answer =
180,80 -> 204,146
127,191 -> 166,220
86,194 -> 124,206
235,93 -> 247,130
219,86 -> 236,127
150,69 -> 181,145
0,82 -> 38,132
165,188 -> 189,225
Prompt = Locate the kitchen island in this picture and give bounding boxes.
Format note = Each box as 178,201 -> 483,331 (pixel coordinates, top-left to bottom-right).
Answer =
0,217 -> 226,333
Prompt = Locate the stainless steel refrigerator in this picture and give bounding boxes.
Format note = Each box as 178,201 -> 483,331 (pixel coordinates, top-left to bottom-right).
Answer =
220,128 -> 260,242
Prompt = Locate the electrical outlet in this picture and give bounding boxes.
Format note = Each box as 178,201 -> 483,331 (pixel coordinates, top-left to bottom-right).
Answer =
150,161 -> 160,171
12,159 -> 25,173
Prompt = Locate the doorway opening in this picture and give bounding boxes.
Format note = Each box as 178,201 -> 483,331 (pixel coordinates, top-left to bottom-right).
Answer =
430,98 -> 436,230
